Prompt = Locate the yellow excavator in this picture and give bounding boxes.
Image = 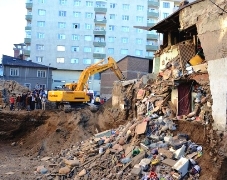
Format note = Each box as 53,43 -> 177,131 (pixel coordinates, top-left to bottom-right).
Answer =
48,56 -> 126,109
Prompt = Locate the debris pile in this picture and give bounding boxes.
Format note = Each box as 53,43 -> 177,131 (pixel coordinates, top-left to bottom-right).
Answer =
33,109 -> 204,180
0,80 -> 29,108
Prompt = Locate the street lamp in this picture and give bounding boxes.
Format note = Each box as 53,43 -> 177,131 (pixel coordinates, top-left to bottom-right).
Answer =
47,63 -> 51,90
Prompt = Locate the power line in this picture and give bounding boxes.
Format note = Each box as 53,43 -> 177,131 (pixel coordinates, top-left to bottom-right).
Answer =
209,0 -> 227,14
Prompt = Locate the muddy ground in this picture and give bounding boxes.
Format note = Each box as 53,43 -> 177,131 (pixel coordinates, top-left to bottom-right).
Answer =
0,106 -> 226,179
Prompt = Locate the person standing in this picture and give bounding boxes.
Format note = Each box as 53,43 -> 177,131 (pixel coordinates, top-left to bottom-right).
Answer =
9,95 -> 15,111
26,94 -> 31,111
41,95 -> 47,110
16,94 -> 22,111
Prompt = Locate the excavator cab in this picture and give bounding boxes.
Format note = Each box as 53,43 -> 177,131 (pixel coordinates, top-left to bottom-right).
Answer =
64,83 -> 77,91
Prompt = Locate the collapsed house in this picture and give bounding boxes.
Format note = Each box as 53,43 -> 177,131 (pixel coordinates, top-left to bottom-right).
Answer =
134,0 -> 227,131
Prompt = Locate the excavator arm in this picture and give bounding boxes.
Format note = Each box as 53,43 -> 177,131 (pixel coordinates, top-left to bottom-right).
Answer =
75,56 -> 126,91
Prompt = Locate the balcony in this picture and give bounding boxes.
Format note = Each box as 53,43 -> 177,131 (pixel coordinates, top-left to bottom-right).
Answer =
94,7 -> 107,13
25,15 -> 32,21
93,42 -> 106,47
147,22 -> 156,27
26,2 -> 33,9
145,56 -> 154,59
94,19 -> 107,24
25,25 -> 32,30
24,38 -> 31,44
93,53 -> 106,59
147,34 -> 158,40
147,11 -> 159,18
93,30 -> 106,35
146,45 -> 159,51
148,1 -> 159,7
23,50 -> 30,56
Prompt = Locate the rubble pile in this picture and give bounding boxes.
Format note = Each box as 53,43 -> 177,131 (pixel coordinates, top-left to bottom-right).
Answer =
33,110 -> 204,180
32,65 -> 214,180
0,80 -> 29,107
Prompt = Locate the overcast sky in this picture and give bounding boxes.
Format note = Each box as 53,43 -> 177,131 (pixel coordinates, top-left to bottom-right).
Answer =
0,0 -> 26,57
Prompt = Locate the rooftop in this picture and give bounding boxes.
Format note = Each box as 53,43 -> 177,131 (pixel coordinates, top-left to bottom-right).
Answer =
2,55 -> 57,69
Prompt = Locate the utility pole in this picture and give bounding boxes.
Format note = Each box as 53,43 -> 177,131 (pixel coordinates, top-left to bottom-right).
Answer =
47,63 -> 51,89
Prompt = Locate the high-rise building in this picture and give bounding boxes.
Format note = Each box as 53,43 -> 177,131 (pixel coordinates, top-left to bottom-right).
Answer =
24,0 -> 159,94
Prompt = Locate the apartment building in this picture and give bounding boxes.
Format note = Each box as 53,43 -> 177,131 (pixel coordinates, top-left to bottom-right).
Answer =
24,0 -> 159,94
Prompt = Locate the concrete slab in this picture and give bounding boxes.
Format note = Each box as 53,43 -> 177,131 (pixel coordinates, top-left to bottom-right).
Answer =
162,158 -> 177,167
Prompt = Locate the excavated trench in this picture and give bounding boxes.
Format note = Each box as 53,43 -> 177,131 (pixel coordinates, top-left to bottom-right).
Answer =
0,100 -> 227,179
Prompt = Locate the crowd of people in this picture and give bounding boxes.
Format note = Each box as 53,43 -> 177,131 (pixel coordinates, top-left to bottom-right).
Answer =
9,83 -> 48,111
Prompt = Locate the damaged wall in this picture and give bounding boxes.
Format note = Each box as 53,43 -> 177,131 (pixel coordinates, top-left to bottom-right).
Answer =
208,57 -> 227,131
180,0 -> 227,60
179,0 -> 227,130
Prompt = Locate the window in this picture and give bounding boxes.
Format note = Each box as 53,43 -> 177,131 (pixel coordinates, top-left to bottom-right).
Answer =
85,12 -> 93,18
122,4 -> 129,10
60,0 -> 67,5
38,0 -> 45,3
71,59 -> 79,63
163,13 -> 169,18
94,59 -> 102,63
84,47 -> 91,52
146,51 -> 154,57
37,32 -> 45,39
74,0 -> 81,6
136,29 -> 143,33
73,23 -> 80,29
122,15 -> 129,21
38,9 -> 46,16
163,2 -> 170,8
84,35 -> 92,41
121,26 -> 129,32
137,5 -> 144,11
72,34 -> 80,40
36,44 -> 44,50
108,37 -> 115,43
85,23 -> 92,30
108,48 -> 114,54
10,68 -> 19,76
24,83 -> 31,90
83,59 -> 91,64
71,46 -> 79,52
136,16 -> 144,22
26,31 -> 31,38
37,70 -> 46,78
110,3 -> 116,8
94,47 -> 104,53
121,37 -> 128,43
121,49 -> 128,55
86,1 -> 93,7
135,50 -> 143,56
58,34 -> 66,39
136,38 -> 143,44
58,22 -> 66,28
57,45 -> 65,51
39,84 -> 46,89
94,73 -> 100,80
59,11 -> 66,17
37,21 -> 45,27
109,14 -> 116,20
73,11 -> 81,17
109,25 -> 115,31
57,58 -> 65,63
36,56 -> 43,62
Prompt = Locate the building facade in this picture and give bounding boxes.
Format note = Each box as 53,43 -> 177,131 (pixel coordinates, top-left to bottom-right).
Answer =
24,0 -> 160,94
101,55 -> 152,98
1,55 -> 55,90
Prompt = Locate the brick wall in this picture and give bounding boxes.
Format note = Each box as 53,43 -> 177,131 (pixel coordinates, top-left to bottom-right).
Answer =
100,56 -> 151,97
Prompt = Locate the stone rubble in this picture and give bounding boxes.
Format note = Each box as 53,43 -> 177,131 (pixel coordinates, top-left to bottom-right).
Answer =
32,52 -> 219,179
